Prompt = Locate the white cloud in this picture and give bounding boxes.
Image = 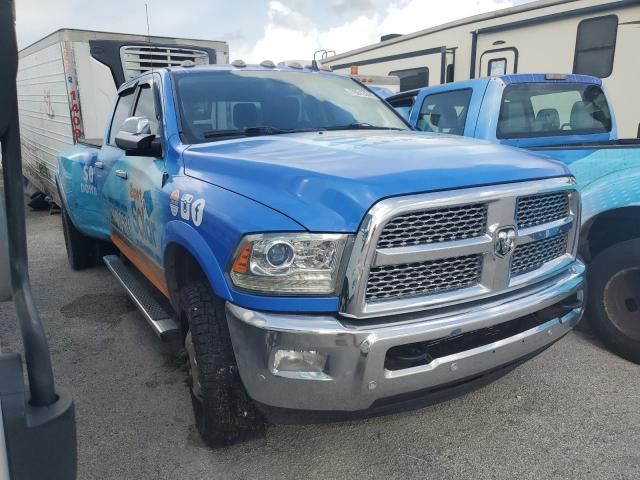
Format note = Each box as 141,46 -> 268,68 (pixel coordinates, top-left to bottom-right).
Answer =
237,0 -> 516,63
379,0 -> 516,35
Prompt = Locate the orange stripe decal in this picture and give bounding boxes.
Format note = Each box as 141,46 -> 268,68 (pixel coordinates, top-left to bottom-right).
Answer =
112,232 -> 170,299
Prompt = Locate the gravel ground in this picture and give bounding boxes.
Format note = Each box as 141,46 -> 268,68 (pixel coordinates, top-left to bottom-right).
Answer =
1,209 -> 639,480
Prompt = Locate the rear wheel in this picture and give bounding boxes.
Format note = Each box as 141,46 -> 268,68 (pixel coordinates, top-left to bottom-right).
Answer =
588,239 -> 640,364
180,281 -> 265,447
60,204 -> 99,270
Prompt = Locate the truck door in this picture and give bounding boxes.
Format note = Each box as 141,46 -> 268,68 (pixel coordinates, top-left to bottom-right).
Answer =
89,86 -> 138,238
479,49 -> 517,77
104,77 -> 167,269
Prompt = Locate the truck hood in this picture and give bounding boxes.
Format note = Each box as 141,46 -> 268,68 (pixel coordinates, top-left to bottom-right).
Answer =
183,130 -> 569,231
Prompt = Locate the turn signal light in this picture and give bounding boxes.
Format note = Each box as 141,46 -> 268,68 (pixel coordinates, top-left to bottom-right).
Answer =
232,243 -> 252,273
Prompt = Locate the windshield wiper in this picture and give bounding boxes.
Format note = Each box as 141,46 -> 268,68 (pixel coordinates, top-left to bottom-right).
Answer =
203,126 -> 314,139
324,122 -> 405,131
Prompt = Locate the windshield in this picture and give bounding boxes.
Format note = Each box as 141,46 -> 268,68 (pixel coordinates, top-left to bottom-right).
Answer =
497,82 -> 612,139
174,70 -> 409,142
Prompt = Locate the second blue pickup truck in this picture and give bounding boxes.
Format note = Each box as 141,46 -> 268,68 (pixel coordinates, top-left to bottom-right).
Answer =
57,64 -> 586,447
388,73 -> 640,364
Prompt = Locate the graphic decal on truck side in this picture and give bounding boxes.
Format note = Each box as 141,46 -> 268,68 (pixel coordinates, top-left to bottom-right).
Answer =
170,190 -> 180,216
191,198 -> 205,227
180,193 -> 194,221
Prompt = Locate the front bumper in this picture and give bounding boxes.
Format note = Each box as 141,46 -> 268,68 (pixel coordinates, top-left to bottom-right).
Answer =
226,262 -> 585,413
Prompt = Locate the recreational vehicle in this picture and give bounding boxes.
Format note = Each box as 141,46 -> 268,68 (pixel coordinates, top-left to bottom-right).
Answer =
322,0 -> 640,137
16,29 -> 229,205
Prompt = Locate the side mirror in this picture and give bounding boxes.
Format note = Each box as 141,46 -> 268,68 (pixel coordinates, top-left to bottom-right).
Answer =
115,116 -> 161,157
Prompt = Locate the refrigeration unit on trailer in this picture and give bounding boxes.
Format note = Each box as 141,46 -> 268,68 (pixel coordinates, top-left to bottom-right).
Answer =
322,0 -> 640,137
16,29 -> 229,205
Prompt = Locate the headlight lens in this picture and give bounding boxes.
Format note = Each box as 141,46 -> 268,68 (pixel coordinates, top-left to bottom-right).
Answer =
230,233 -> 350,294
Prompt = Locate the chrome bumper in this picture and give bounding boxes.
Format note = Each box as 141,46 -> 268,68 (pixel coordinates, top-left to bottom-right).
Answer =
226,262 -> 585,412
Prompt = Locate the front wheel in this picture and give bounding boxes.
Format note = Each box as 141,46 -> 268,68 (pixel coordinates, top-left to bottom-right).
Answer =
588,239 -> 640,364
180,282 -> 265,447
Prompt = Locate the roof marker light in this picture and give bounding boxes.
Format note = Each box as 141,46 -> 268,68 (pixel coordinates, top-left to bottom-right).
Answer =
181,60 -> 195,68
260,60 -> 275,68
288,61 -> 303,69
232,59 -> 247,68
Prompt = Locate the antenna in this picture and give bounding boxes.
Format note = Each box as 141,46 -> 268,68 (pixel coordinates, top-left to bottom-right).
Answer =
145,3 -> 151,43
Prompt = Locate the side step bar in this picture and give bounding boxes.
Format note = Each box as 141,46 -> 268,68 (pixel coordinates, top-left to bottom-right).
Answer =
103,255 -> 179,338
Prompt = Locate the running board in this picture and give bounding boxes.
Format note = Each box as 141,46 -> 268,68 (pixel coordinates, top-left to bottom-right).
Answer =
103,255 -> 179,338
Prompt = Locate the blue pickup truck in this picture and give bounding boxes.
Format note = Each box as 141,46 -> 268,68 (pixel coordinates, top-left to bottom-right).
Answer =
57,64 -> 586,447
388,74 -> 640,364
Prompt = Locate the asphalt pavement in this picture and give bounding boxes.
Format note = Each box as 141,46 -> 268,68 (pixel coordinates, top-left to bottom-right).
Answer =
1,209 -> 639,480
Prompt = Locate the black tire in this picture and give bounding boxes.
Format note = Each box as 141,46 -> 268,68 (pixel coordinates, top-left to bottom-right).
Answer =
60,204 -> 98,270
588,238 -> 640,364
180,282 -> 265,447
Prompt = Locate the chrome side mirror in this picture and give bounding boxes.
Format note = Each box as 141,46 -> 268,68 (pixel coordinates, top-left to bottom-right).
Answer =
120,116 -> 152,135
115,116 -> 160,156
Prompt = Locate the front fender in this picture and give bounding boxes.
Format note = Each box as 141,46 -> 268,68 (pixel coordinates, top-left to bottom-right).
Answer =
164,220 -> 232,300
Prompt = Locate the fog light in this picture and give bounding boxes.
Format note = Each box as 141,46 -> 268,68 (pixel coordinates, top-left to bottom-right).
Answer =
271,349 -> 329,380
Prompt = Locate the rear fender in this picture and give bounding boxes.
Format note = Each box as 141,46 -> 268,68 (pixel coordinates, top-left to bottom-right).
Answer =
579,168 -> 640,225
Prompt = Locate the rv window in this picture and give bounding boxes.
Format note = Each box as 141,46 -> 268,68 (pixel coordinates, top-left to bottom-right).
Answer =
488,58 -> 507,76
109,89 -> 136,145
416,89 -> 472,135
573,15 -> 618,78
389,68 -> 429,91
497,82 -> 612,139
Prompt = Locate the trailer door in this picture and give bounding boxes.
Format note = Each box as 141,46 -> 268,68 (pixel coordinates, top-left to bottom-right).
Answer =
479,49 -> 517,77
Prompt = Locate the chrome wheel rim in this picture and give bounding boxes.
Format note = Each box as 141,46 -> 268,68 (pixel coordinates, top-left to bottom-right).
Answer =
185,331 -> 203,401
603,267 -> 640,341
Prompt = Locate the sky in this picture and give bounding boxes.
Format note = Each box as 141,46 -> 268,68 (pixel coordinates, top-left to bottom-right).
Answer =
16,0 -> 535,61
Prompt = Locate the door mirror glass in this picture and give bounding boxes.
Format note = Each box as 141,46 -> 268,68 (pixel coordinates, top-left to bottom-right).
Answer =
114,116 -> 160,156
120,116 -> 152,135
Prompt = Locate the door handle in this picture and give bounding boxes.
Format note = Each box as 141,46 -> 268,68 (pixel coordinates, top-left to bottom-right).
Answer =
94,161 -> 104,169
115,169 -> 128,179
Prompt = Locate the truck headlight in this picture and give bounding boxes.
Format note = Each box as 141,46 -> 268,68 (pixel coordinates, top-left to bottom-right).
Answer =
230,233 -> 350,294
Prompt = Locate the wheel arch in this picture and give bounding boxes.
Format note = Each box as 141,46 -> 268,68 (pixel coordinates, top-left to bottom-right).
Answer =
163,221 -> 232,313
579,206 -> 640,263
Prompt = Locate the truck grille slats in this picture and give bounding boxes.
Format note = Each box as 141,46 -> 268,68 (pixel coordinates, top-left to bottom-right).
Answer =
377,204 -> 487,248
511,233 -> 568,276
516,192 -> 569,229
366,255 -> 482,301
348,183 -> 578,315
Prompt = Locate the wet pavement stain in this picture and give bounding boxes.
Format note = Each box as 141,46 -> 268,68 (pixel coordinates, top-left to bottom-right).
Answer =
61,293 -> 135,321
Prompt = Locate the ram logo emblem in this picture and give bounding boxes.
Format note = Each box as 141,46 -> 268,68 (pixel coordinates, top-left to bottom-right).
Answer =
495,227 -> 517,257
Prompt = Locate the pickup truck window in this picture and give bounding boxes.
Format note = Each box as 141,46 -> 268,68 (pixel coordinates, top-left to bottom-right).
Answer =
109,90 -> 136,145
174,70 -> 408,142
416,89 -> 472,135
497,83 -> 612,139
133,85 -> 159,135
387,94 -> 416,121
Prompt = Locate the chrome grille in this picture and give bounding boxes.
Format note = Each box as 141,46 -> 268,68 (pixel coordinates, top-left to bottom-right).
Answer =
511,233 -> 568,276
366,255 -> 482,301
377,204 -> 487,248
517,192 -> 569,229
343,178 -> 579,319
120,46 -> 210,80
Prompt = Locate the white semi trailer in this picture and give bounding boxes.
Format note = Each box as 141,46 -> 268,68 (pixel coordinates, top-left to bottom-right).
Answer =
16,28 -> 228,205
